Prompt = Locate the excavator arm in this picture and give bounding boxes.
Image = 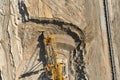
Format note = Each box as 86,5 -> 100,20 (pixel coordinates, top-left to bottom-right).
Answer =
43,35 -> 64,80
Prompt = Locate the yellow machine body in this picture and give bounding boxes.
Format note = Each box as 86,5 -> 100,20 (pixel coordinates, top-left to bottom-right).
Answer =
43,35 -> 64,80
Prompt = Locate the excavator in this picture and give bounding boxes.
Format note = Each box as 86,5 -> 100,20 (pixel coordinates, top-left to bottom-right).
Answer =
19,34 -> 66,80
43,35 -> 64,80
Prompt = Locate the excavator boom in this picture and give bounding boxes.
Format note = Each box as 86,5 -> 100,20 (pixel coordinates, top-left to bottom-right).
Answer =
43,35 -> 64,80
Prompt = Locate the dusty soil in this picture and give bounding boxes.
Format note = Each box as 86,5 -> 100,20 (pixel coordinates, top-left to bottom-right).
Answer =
1,0 -> 120,80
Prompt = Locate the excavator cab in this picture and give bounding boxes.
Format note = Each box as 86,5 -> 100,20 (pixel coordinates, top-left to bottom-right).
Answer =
43,35 -> 54,45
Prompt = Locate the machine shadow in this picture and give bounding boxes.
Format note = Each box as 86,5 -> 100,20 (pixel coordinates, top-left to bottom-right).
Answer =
19,32 -> 47,79
37,72 -> 52,80
37,32 -> 47,67
37,32 -> 52,80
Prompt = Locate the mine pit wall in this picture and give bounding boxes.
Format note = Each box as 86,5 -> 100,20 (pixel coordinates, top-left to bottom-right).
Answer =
0,0 -> 23,80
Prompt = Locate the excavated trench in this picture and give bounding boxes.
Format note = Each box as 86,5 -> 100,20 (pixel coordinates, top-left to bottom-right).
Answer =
18,18 -> 88,80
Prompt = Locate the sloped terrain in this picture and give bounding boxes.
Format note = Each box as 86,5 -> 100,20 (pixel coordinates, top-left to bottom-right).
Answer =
0,0 -> 120,80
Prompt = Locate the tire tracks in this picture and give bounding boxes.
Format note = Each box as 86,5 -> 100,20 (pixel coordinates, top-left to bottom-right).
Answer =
103,0 -> 117,80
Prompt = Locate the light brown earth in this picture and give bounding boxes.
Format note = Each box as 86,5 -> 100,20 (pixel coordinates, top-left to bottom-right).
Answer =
0,0 -> 120,80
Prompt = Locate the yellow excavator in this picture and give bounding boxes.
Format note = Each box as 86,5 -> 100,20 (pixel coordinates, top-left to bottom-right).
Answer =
43,35 -> 64,80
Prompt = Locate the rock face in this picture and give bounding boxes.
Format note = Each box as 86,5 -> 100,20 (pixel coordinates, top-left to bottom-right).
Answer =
0,0 -> 120,80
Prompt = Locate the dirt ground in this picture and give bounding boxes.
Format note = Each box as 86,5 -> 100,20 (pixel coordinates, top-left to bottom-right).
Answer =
0,0 -> 120,80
